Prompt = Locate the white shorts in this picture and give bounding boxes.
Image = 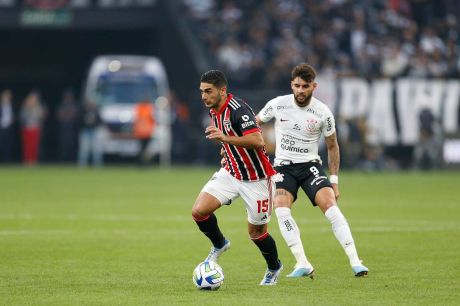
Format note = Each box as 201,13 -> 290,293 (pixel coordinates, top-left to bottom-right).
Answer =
201,168 -> 275,225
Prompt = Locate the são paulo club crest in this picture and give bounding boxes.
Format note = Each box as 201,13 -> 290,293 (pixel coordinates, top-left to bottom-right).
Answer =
306,118 -> 318,132
223,119 -> 231,133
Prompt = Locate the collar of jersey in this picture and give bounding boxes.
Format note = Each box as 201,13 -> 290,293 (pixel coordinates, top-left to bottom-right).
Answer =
211,93 -> 233,116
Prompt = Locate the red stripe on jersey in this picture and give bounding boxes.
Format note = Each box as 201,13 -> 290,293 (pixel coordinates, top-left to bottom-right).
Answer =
257,149 -> 277,177
226,122 -> 259,181
242,127 -> 260,135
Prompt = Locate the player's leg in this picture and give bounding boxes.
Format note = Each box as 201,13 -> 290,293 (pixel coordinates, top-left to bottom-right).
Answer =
239,177 -> 282,285
192,169 -> 236,262
248,223 -> 283,285
301,163 -> 368,276
314,187 -> 368,276
274,165 -> 314,278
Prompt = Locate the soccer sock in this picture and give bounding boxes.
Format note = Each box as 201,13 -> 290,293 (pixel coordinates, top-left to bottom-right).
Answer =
275,207 -> 312,268
252,232 -> 281,270
324,205 -> 361,266
194,213 -> 226,249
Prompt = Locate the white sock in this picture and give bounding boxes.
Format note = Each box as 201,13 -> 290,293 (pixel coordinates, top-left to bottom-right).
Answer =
275,207 -> 312,268
324,205 -> 361,266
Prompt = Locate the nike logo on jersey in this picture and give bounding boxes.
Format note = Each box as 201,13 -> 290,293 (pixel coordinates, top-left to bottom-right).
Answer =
280,118 -> 289,122
315,180 -> 325,185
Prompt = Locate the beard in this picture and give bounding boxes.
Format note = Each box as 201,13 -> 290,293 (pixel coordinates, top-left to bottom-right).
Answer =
204,93 -> 222,109
294,92 -> 313,106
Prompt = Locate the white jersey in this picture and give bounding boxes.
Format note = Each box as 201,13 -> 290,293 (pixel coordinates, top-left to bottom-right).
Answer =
258,94 -> 335,166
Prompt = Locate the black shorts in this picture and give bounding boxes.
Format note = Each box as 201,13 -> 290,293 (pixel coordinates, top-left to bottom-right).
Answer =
274,162 -> 332,206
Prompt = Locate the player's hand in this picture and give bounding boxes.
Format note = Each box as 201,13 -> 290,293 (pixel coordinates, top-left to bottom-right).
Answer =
205,126 -> 227,143
332,183 -> 340,200
220,147 -> 227,167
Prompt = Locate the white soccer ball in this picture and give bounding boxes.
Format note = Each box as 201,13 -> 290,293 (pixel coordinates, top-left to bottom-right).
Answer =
192,261 -> 224,290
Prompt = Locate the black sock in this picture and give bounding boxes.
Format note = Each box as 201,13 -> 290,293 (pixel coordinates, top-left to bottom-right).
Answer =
252,233 -> 280,270
195,213 -> 226,248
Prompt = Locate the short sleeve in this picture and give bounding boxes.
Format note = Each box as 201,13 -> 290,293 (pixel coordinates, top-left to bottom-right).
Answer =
257,98 -> 277,123
321,106 -> 336,137
233,105 -> 259,135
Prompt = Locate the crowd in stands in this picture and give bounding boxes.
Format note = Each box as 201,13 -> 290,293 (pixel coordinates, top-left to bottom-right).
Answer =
183,0 -> 460,89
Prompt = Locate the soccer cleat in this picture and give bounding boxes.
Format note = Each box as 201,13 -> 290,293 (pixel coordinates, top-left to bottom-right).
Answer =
286,265 -> 315,278
205,239 -> 231,263
352,264 -> 369,277
259,261 -> 283,286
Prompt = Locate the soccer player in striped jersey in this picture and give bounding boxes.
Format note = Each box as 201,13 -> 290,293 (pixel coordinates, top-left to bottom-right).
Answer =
256,63 -> 368,278
192,70 -> 283,285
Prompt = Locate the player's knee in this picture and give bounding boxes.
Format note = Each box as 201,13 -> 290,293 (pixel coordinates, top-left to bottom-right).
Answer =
274,199 -> 290,209
191,205 -> 207,220
317,200 -> 336,214
274,189 -> 294,208
248,224 -> 266,239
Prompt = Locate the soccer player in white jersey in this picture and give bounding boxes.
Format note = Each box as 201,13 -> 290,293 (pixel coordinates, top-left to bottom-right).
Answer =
192,70 -> 283,285
256,63 -> 368,278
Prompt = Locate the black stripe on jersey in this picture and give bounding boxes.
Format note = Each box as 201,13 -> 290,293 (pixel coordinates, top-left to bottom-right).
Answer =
227,144 -> 249,181
221,108 -> 243,179
228,122 -> 257,180
221,108 -> 245,180
246,149 -> 265,178
224,153 -> 235,177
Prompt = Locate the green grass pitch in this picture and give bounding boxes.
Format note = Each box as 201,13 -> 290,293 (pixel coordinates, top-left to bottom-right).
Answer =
0,167 -> 459,305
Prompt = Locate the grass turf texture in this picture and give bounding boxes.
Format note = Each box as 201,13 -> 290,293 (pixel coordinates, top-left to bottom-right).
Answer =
0,167 -> 459,305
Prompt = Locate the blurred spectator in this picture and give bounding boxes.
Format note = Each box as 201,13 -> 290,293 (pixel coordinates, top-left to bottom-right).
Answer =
169,92 -> 191,164
20,91 -> 46,166
381,42 -> 409,77
133,99 -> 156,166
0,89 -> 14,163
413,108 -> 443,169
78,100 -> 103,167
339,117 -> 367,169
56,89 -> 79,162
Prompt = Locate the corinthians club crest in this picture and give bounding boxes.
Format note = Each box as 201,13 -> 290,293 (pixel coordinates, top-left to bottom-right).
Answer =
306,118 -> 318,132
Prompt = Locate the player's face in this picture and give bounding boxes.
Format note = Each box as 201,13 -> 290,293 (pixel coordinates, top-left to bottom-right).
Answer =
200,82 -> 226,110
291,77 -> 317,107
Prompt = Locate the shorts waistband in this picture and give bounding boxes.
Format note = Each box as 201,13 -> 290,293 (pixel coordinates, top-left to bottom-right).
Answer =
277,159 -> 321,166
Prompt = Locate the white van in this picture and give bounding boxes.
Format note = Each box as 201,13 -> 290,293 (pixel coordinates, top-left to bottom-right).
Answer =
83,55 -> 171,165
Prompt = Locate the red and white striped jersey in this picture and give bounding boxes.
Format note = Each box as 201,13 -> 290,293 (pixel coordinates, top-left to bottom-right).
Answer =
209,94 -> 276,181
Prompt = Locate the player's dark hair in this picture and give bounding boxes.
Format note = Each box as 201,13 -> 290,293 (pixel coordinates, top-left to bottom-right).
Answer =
200,70 -> 228,88
291,63 -> 316,82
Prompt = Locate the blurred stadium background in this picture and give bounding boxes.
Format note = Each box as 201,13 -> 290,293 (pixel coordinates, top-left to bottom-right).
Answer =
1,1 -> 460,305
0,0 -> 459,169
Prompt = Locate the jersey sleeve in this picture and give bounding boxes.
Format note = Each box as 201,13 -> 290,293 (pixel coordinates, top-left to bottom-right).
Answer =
232,105 -> 259,135
257,98 -> 277,123
321,105 -> 336,137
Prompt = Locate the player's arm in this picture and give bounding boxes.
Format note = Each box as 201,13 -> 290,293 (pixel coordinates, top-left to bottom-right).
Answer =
220,147 -> 226,167
206,126 -> 265,150
256,100 -> 276,126
256,115 -> 263,126
325,132 -> 340,199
